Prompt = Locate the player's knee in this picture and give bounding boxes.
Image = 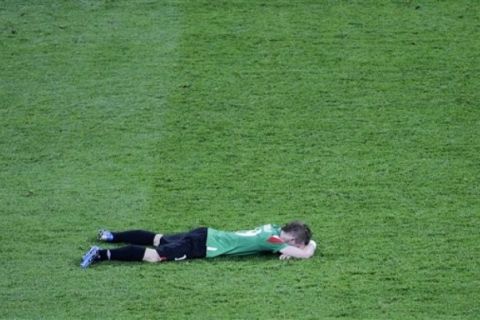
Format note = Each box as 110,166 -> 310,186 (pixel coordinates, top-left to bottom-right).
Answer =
143,248 -> 162,263
153,234 -> 163,246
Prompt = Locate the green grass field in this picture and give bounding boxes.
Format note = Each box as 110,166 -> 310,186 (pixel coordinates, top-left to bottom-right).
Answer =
1,0 -> 479,318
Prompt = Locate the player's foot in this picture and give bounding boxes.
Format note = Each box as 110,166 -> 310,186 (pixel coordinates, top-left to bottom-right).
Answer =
98,229 -> 114,242
80,246 -> 100,269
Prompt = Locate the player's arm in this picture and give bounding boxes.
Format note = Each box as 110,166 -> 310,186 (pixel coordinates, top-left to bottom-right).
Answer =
279,240 -> 317,259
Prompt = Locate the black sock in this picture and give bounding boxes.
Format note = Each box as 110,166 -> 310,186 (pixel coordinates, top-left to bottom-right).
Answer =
111,230 -> 156,245
98,249 -> 110,261
108,245 -> 146,261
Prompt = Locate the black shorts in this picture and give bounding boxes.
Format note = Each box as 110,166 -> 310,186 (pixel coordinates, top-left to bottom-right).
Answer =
155,227 -> 208,261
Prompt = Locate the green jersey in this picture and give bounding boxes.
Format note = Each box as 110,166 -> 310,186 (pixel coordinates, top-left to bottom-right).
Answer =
206,224 -> 288,258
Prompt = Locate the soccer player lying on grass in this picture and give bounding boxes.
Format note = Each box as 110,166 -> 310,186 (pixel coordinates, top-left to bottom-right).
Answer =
80,221 -> 316,268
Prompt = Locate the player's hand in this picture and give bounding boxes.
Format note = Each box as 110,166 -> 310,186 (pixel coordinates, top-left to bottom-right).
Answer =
279,254 -> 292,260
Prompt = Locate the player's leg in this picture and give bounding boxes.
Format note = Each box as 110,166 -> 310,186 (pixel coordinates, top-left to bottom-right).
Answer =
101,247 -> 163,263
81,244 -> 182,267
143,248 -> 163,262
100,245 -> 146,261
81,245 -> 150,268
98,229 -> 163,246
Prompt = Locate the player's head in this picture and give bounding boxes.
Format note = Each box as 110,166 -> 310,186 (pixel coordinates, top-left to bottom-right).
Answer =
281,221 -> 312,247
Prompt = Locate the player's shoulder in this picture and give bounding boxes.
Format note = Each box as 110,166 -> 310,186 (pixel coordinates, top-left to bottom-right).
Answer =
262,224 -> 284,244
260,223 -> 281,231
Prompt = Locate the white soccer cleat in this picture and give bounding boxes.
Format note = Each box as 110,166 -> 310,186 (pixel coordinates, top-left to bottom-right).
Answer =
80,246 -> 100,269
97,229 -> 114,242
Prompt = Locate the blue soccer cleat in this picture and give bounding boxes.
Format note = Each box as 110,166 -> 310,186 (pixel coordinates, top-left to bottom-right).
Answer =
98,229 -> 114,242
80,246 -> 100,269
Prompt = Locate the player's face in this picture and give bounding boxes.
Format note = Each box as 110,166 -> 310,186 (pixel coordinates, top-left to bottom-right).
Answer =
280,232 -> 305,249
